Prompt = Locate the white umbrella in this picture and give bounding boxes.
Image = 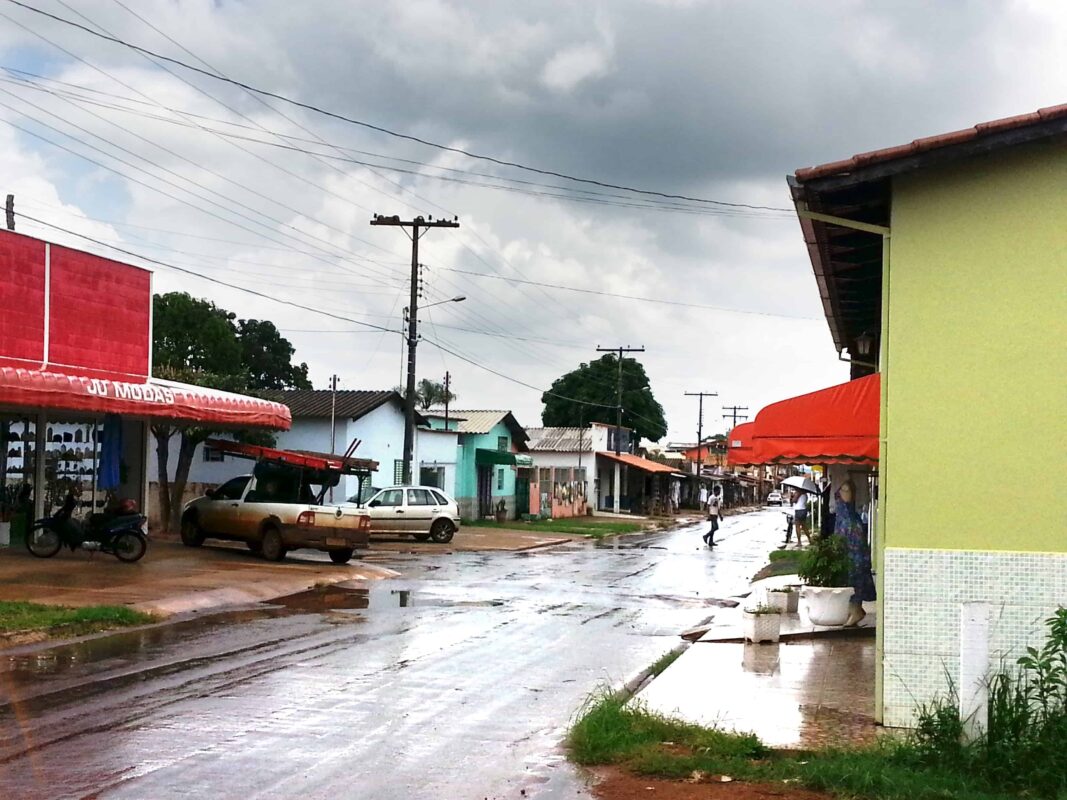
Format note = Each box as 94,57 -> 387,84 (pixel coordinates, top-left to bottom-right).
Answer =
781,475 -> 819,494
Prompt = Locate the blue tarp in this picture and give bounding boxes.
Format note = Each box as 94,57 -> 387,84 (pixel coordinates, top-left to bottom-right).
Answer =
98,413 -> 122,490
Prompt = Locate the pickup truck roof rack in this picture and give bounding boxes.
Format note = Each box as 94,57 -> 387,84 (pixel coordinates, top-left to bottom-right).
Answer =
204,439 -> 378,475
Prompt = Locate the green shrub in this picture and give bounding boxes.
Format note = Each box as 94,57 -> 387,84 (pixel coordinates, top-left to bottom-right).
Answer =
797,533 -> 849,587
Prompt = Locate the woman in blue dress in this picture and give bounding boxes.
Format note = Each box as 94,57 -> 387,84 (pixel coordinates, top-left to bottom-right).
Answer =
836,479 -> 876,627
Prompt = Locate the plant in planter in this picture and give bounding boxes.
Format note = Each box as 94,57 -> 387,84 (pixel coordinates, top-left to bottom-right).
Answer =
742,603 -> 783,644
766,587 -> 799,614
494,499 -> 508,523
798,534 -> 853,626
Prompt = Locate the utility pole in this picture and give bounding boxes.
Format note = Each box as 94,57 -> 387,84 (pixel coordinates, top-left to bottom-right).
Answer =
371,214 -> 459,484
597,345 -> 645,513
443,371 -> 451,431
5,195 -> 14,231
685,391 -> 718,476
722,405 -> 749,430
328,374 -> 339,501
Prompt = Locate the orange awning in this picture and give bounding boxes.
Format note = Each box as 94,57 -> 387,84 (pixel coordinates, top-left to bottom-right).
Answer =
750,374 -> 879,465
597,451 -> 678,474
726,421 -> 756,466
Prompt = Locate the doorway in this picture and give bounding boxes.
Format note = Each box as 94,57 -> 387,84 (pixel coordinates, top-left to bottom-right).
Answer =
477,465 -> 492,518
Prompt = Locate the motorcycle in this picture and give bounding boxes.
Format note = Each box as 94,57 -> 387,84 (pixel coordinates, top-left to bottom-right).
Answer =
27,492 -> 148,563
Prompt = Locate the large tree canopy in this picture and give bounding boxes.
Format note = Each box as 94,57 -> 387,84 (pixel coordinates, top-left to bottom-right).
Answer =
541,354 -> 667,442
150,293 -> 309,532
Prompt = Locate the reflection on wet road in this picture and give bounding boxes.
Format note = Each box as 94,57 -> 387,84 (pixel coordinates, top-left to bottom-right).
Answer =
0,511 -> 783,800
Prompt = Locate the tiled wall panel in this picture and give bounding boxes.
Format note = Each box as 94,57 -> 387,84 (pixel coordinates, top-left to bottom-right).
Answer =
882,548 -> 1067,728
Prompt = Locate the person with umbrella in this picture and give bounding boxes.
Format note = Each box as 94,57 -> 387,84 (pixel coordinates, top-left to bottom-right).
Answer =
782,475 -> 817,547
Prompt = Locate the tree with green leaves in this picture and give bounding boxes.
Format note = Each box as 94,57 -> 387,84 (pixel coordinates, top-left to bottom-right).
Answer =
152,293 -> 308,533
394,378 -> 456,411
541,354 -> 667,442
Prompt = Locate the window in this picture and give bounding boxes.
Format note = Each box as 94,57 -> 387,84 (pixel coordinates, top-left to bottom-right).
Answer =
214,476 -> 249,501
554,468 -> 569,483
497,467 -> 505,491
408,488 -> 435,506
497,436 -> 508,452
393,459 -> 404,484
431,489 -> 451,506
374,489 -> 404,507
420,466 -> 443,488
203,447 -> 224,463
539,468 -> 551,483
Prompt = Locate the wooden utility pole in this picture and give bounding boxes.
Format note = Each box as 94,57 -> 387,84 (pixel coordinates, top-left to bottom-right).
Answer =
722,405 -> 748,430
597,345 -> 645,514
685,391 -> 718,474
370,214 -> 459,484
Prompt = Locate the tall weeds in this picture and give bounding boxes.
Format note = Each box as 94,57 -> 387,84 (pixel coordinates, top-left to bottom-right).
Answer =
906,607 -> 1067,798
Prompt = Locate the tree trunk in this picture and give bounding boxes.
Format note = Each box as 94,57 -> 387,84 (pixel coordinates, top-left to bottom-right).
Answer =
152,424 -> 173,533
168,431 -> 200,534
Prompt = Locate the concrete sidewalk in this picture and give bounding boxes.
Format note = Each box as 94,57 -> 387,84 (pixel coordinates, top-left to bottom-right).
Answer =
632,524 -> 881,749
0,541 -> 399,617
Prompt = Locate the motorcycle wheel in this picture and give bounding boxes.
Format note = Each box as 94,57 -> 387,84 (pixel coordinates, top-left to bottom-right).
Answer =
113,531 -> 147,563
27,526 -> 62,558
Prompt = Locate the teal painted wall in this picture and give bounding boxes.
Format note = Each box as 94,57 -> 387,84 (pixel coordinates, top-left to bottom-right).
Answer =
453,422 -> 518,500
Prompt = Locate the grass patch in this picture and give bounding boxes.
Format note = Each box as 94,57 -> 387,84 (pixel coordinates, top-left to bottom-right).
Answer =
751,548 -> 804,582
0,601 -> 154,637
647,648 -> 684,678
467,518 -> 643,538
568,690 -> 1033,799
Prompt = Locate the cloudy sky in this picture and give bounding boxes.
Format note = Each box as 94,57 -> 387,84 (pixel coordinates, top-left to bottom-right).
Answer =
0,0 -> 1063,442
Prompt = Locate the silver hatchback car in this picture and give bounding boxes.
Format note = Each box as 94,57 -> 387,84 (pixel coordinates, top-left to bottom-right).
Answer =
344,486 -> 461,543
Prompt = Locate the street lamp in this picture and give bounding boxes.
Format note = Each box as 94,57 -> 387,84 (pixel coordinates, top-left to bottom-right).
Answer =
400,294 -> 466,485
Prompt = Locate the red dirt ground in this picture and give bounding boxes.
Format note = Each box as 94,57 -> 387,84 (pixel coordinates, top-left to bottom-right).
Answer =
590,767 -> 834,800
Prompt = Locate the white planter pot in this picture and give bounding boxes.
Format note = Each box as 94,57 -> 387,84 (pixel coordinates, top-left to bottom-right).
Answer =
766,590 -> 798,614
742,610 -> 782,644
800,586 -> 853,626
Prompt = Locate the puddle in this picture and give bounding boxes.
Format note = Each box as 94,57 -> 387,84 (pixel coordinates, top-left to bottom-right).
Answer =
271,584 -> 419,612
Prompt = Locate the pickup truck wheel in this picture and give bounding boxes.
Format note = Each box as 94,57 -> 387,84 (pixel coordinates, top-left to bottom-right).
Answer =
429,519 -> 455,544
260,527 -> 286,562
180,515 -> 205,547
328,549 -> 353,565
413,533 -> 431,542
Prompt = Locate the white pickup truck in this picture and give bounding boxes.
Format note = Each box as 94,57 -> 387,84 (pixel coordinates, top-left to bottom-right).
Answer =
180,471 -> 371,564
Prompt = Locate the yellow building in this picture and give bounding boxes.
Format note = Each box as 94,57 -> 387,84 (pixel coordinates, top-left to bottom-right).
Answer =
789,105 -> 1067,727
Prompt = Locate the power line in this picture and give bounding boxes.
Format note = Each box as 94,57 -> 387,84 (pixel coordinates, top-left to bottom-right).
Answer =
436,265 -> 821,321
5,0 -> 791,213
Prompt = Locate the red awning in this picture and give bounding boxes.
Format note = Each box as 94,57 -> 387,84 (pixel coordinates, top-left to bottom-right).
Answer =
750,374 -> 879,465
0,367 -> 291,429
598,451 -> 678,474
726,421 -> 756,466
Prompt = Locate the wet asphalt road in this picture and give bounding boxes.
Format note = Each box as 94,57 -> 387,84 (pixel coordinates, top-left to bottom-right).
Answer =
0,510 -> 785,800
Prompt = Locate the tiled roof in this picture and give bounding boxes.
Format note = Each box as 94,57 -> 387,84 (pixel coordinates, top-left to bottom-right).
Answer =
795,104 -> 1067,182
525,427 -> 589,452
429,409 -> 529,445
259,389 -> 403,420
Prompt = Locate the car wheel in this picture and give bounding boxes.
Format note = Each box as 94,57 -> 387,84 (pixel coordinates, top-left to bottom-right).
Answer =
412,533 -> 431,542
180,514 -> 205,547
328,548 -> 353,565
260,527 -> 286,562
429,519 -> 455,544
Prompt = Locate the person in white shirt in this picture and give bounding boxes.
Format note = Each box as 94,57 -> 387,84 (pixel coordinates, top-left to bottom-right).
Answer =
703,485 -> 723,548
792,490 -> 810,545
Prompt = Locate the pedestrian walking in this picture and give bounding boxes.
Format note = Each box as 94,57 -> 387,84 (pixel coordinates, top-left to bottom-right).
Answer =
791,489 -> 809,546
702,485 -> 723,547
834,479 -> 876,626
